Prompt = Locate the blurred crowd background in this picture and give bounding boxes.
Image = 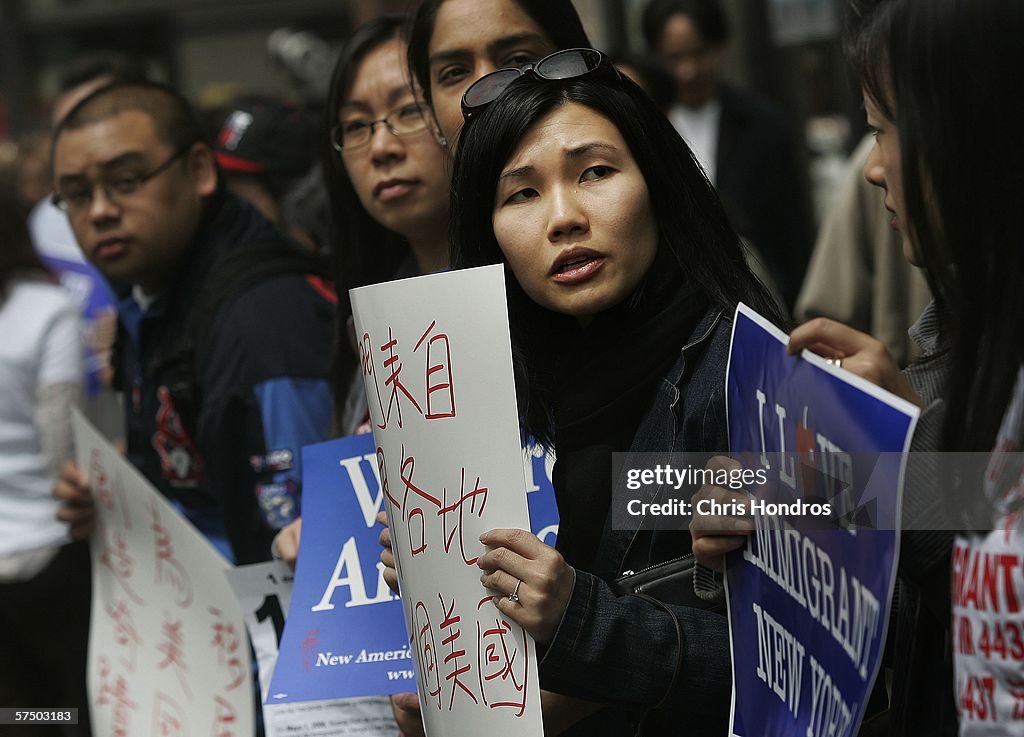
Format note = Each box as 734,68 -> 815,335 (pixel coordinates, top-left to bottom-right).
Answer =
0,0 -> 860,233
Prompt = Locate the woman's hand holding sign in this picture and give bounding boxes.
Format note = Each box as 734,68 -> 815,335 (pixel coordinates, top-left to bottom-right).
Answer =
690,455 -> 756,572
787,317 -> 924,408
478,528 -> 575,646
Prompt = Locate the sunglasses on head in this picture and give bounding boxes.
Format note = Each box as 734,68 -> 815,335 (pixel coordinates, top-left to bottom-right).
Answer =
461,48 -> 618,121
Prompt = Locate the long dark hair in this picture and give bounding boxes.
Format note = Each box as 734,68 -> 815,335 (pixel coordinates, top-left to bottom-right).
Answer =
451,73 -> 782,438
0,185 -> 47,301
322,15 -> 414,421
888,0 -> 1024,452
847,0 -> 1024,452
407,0 -> 591,107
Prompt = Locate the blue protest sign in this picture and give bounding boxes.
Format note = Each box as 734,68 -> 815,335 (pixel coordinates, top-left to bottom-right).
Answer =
724,304 -> 918,737
268,434 -> 558,704
40,255 -> 115,396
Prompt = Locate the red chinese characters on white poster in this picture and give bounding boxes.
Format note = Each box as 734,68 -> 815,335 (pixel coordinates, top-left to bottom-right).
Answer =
73,411 -> 253,737
349,266 -> 543,737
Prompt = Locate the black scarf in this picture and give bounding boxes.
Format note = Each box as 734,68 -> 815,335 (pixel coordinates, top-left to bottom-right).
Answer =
550,258 -> 709,569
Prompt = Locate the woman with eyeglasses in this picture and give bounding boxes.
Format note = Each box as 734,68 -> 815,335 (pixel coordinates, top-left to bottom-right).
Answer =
321,16 -> 452,436
328,0 -> 591,433
274,1 -> 592,551
446,49 -> 781,735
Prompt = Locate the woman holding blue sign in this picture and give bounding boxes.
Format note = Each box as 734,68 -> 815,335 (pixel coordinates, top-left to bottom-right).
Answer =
792,2 -> 1024,734
442,49 -> 781,734
695,0 -> 1024,733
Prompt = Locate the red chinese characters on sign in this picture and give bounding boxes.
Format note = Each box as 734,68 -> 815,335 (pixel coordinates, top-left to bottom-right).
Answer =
209,607 -> 246,691
91,449 -> 131,525
359,321 -> 458,431
476,597 -> 530,715
97,656 -> 137,737
210,695 -> 238,737
414,600 -> 442,709
152,693 -> 186,737
439,594 -> 478,709
98,527 -> 144,605
156,616 -> 191,700
152,504 -> 193,608
415,320 -> 456,420
108,599 -> 143,672
441,469 -> 488,566
379,327 -> 423,429
385,445 -> 492,566
400,446 -> 441,556
412,594 -> 533,717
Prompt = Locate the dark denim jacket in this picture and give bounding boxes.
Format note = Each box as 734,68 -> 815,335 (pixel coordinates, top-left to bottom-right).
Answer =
540,306 -> 733,735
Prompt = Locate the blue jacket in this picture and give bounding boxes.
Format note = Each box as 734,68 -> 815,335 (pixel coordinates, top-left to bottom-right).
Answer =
541,306 -> 733,735
116,193 -> 334,564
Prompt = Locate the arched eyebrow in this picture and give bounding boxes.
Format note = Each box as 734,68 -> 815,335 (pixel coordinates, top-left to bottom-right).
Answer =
566,142 -> 620,159
429,31 -> 549,68
498,165 -> 533,182
498,142 -> 621,182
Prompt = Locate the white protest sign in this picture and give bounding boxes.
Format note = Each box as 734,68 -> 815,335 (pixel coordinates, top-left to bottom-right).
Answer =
350,265 -> 543,737
226,561 -> 398,737
73,410 -> 253,737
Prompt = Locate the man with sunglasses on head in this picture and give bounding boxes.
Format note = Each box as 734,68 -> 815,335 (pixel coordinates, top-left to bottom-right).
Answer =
50,81 -> 334,566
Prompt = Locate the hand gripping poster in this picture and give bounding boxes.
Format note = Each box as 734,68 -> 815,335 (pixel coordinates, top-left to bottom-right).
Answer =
347,265 -> 544,737
724,304 -> 919,737
72,410 -> 252,737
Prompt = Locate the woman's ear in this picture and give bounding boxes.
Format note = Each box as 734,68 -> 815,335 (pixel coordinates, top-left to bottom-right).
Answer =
427,110 -> 448,149
433,125 -> 448,149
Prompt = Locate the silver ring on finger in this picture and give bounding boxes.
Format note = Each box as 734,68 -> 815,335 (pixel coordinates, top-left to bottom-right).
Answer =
508,578 -> 522,603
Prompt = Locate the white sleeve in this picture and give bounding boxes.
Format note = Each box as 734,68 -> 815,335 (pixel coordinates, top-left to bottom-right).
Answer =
34,303 -> 84,471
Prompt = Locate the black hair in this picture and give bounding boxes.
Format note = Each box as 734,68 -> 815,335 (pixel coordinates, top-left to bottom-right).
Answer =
407,0 -> 591,107
451,72 -> 782,438
53,81 -> 209,161
0,184 -> 47,300
641,0 -> 731,50
322,15 -> 415,424
57,50 -> 149,94
883,0 -> 1024,452
842,0 -> 895,121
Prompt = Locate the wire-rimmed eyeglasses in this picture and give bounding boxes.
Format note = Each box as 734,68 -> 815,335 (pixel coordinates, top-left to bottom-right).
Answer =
331,101 -> 432,151
52,144 -> 192,216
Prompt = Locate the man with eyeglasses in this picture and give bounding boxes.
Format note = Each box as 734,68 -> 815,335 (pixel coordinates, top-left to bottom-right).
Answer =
51,81 -> 334,566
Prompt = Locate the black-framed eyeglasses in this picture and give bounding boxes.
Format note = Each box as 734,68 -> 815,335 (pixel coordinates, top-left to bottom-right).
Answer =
331,101 -> 432,151
461,48 -> 617,121
52,143 -> 193,215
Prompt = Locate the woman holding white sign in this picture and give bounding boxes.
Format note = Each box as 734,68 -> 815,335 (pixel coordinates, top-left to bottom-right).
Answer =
444,50 -> 782,734
0,189 -> 90,734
